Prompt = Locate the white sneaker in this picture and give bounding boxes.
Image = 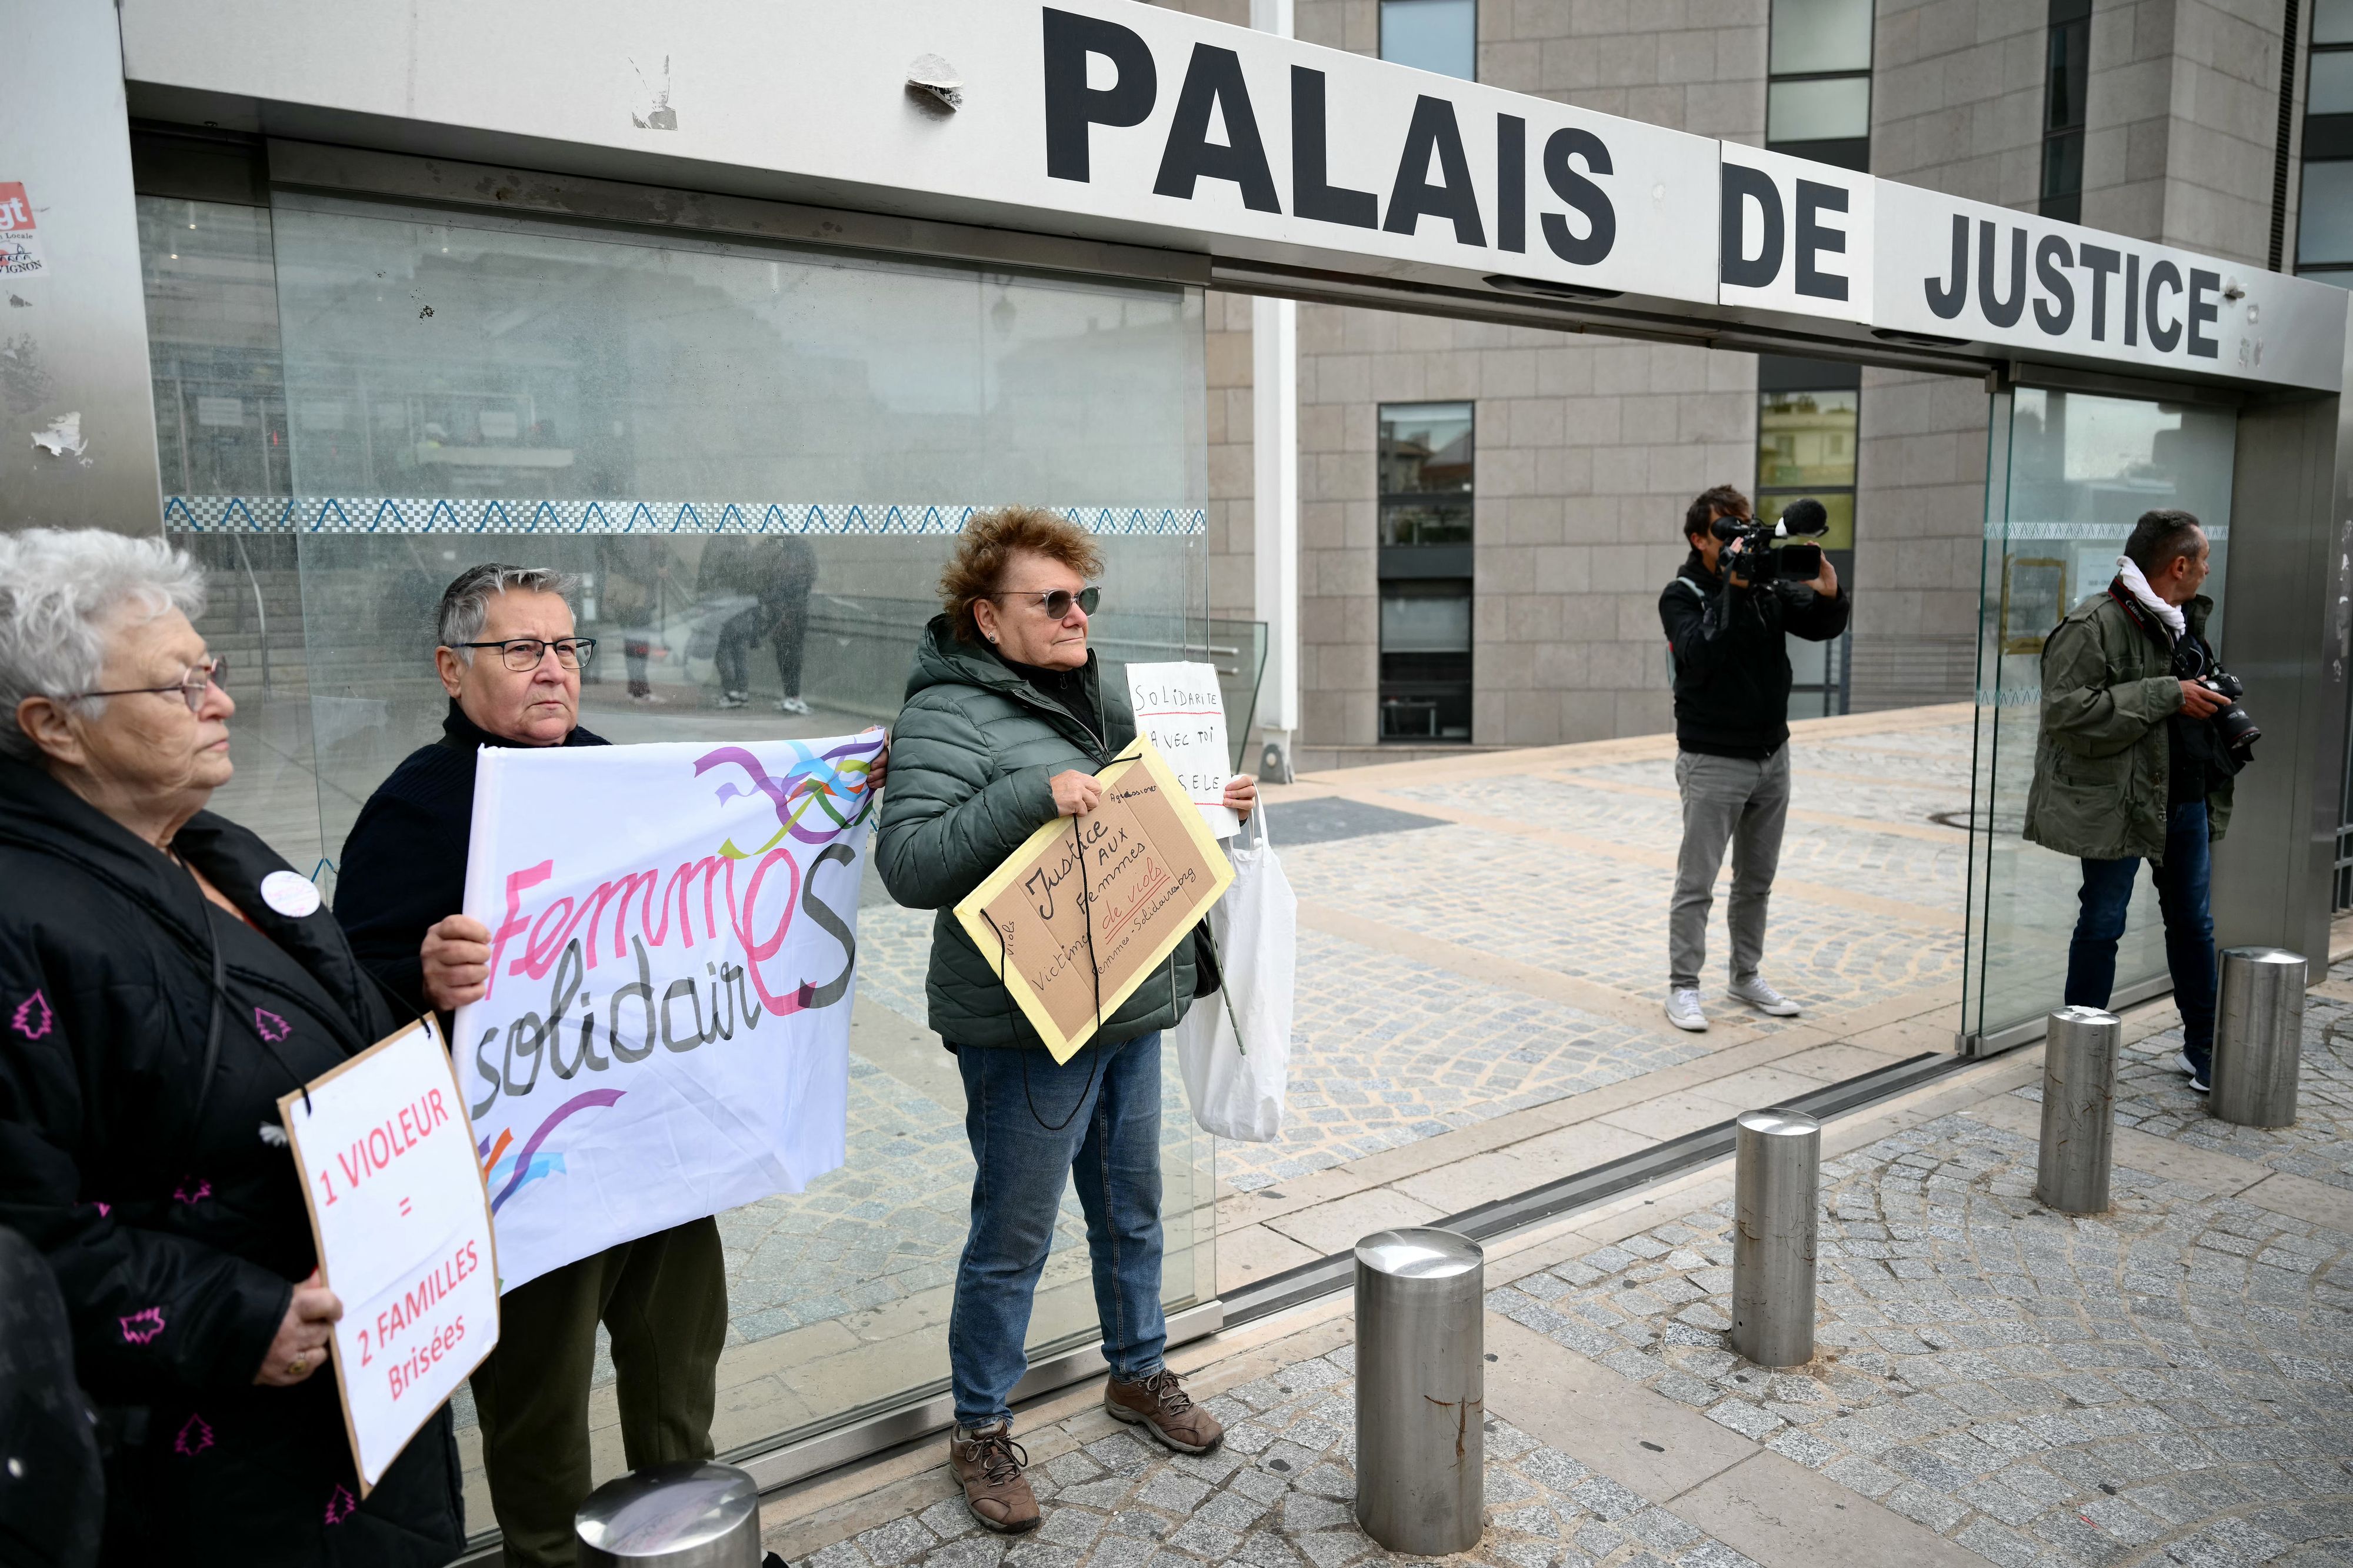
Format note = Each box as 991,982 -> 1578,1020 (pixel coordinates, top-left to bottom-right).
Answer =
1665,987 -> 1709,1032
715,691 -> 750,710
775,696 -> 812,715
1728,975 -> 1802,1016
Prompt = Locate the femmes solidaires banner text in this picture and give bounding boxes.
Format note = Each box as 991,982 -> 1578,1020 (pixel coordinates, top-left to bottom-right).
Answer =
452,729 -> 885,1291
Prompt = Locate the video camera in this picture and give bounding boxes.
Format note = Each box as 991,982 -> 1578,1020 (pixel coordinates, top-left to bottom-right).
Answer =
1713,497 -> 1832,586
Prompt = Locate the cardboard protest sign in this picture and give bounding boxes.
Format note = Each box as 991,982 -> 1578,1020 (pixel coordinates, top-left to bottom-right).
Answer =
278,1017 -> 497,1495
954,735 -> 1234,1063
1126,661 -> 1241,839
452,729 -> 882,1291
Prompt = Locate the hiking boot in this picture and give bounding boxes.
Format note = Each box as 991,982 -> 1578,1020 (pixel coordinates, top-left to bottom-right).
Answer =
1105,1368 -> 1222,1454
947,1420 -> 1038,1533
1665,986 -> 1708,1032
1728,975 -> 1802,1017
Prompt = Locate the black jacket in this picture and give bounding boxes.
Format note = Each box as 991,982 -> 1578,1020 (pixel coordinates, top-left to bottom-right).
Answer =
0,758 -> 462,1566
1659,548 -> 1851,758
335,702 -> 607,1017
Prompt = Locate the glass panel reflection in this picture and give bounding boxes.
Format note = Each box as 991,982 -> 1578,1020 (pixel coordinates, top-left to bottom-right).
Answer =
1963,389 -> 2237,1043
139,181 -> 1214,1537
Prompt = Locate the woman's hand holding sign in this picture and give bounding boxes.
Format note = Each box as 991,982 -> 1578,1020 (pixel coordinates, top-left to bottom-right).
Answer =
1222,775 -> 1257,823
254,1269 -> 342,1386
1049,769 -> 1103,818
421,915 -> 493,1011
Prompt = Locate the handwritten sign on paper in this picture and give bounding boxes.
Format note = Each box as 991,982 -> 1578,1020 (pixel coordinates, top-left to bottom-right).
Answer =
954,736 -> 1234,1062
279,1017 -> 498,1495
1126,661 -> 1240,839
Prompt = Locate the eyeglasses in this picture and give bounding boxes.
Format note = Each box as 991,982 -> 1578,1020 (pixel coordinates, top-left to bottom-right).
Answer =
452,638 -> 598,672
994,586 -> 1099,619
74,655 -> 228,715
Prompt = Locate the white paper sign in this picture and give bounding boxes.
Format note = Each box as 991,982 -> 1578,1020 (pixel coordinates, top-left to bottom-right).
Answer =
452,729 -> 883,1292
1128,662 -> 1240,839
279,1017 -> 498,1494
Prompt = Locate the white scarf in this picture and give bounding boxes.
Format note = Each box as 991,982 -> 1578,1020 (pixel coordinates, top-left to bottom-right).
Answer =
2114,555 -> 2185,639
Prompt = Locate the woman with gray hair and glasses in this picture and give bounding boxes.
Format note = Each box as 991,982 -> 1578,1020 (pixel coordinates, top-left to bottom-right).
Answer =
0,530 -> 463,1566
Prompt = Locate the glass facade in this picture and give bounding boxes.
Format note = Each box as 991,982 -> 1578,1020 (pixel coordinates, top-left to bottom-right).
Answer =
1961,388 -> 2237,1047
1379,0 -> 1477,81
138,172 -> 1213,1533
1377,401 -> 1475,740
2301,0 -> 2353,286
1767,0 -> 1874,172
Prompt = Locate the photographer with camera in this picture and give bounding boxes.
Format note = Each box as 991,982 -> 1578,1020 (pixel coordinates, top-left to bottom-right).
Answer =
1658,484 -> 1848,1032
2025,508 -> 2252,1093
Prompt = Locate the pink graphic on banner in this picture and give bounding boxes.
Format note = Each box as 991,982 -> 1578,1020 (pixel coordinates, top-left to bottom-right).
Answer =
486,1089 -> 624,1214
119,1307 -> 166,1344
10,989 -> 52,1039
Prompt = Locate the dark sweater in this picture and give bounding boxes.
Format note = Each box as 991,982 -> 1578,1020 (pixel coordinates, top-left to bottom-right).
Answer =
334,701 -> 607,1016
1658,548 -> 1851,759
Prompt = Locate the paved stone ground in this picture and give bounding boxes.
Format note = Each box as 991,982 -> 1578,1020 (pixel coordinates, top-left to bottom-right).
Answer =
709,713 -> 1978,1351
1488,1114 -> 2353,1567
781,1342 -> 1768,1568
2031,964 -> 2353,1197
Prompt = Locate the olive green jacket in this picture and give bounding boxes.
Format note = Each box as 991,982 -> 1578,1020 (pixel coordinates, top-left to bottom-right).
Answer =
876,617 -> 1198,1050
2022,586 -> 2232,864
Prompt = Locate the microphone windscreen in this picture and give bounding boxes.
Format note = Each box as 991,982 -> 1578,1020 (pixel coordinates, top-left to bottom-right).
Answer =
1779,497 -> 1829,536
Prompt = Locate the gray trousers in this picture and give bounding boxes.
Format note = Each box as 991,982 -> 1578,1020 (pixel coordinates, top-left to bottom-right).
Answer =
1669,747 -> 1791,990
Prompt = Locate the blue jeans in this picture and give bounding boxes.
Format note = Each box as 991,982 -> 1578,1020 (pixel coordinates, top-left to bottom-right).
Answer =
2065,800 -> 2218,1060
949,1032 -> 1166,1428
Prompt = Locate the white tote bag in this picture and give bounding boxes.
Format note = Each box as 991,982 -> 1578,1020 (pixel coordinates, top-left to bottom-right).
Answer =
1174,806 -> 1296,1142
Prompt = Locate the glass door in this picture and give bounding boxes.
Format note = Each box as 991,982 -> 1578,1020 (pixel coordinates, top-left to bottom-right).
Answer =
1960,386 -> 2237,1050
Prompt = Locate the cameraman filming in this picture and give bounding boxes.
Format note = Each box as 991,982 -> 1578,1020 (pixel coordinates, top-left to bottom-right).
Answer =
1658,483 -> 1848,1032
2025,508 -> 2247,1093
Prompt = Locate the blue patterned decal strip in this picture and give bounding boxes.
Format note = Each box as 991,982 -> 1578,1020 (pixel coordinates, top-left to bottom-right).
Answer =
161,496 -> 1205,537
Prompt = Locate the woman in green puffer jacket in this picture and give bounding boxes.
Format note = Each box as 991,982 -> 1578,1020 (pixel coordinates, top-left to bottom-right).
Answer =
876,507 -> 1255,1535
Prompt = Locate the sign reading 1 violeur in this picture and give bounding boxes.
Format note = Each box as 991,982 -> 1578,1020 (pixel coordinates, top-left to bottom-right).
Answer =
279,1017 -> 498,1495
955,735 -> 1233,1062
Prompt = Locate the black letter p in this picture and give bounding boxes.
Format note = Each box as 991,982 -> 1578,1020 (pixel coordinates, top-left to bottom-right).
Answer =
1045,9 -> 1159,182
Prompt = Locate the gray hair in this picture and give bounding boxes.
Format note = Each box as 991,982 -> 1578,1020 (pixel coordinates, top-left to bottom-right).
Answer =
0,529 -> 208,760
436,563 -> 577,662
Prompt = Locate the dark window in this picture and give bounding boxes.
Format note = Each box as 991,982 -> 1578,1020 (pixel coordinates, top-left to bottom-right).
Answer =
2300,0 -> 2353,285
1755,356 -> 1857,718
1379,0 -> 1476,81
1767,0 -> 1873,173
1378,402 -> 1474,742
2039,0 -> 2093,222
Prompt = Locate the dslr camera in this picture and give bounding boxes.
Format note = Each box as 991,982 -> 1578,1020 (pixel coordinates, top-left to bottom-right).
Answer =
1714,496 -> 1832,586
2171,640 -> 2261,761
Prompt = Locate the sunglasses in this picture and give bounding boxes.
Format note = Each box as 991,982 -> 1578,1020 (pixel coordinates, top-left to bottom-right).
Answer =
995,586 -> 1100,619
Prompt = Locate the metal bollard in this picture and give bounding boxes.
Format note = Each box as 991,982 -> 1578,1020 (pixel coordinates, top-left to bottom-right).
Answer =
1354,1227 -> 1484,1557
2214,948 -> 2307,1128
2037,1005 -> 2120,1215
1730,1108 -> 1820,1368
576,1462 -> 762,1568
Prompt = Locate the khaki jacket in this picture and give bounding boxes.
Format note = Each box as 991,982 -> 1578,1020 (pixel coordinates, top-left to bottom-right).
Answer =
2023,586 -> 2232,864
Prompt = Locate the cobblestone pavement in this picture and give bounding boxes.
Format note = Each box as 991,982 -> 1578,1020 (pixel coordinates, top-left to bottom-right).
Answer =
732,715 -> 1976,1345
2022,966 -> 2353,1197
1488,1114 -> 2353,1567
783,1342 -> 1767,1568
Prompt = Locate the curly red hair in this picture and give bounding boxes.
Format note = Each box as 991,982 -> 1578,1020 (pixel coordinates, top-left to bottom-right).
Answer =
939,507 -> 1102,645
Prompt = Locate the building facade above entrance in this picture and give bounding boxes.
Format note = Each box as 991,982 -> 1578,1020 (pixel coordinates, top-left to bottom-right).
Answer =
120,0 -> 2348,392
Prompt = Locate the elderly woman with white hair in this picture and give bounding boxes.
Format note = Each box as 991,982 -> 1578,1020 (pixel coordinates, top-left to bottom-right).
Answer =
0,530 -> 464,1566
